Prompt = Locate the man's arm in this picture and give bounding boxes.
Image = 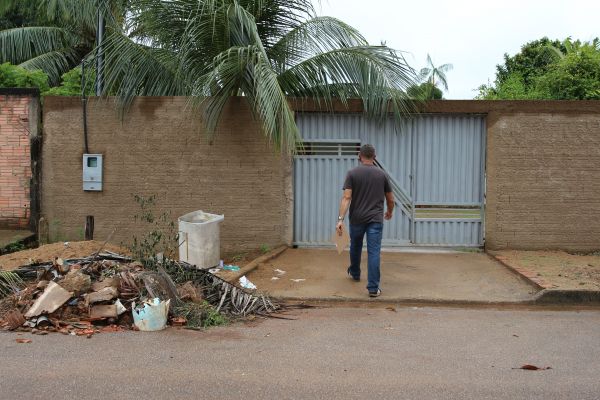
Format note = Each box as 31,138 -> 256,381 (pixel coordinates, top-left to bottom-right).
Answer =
336,189 -> 352,235
384,192 -> 395,220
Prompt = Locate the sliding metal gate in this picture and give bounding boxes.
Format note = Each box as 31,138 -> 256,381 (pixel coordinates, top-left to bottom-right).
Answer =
293,113 -> 486,247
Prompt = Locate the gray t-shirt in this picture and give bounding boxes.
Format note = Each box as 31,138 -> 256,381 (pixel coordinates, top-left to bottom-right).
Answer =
343,164 -> 392,225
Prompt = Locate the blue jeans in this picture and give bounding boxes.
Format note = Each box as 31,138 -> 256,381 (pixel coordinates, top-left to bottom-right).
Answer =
348,222 -> 383,292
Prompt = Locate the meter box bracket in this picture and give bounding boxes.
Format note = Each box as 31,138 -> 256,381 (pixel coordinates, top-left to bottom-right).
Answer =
83,154 -> 103,191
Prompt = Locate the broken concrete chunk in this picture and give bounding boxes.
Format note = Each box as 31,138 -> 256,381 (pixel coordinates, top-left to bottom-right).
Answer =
85,287 -> 118,305
25,281 -> 73,318
91,276 -> 121,292
58,270 -> 91,295
89,304 -> 118,319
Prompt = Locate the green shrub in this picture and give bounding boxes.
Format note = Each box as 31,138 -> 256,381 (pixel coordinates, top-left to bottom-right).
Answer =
0,62 -> 49,92
44,67 -> 95,96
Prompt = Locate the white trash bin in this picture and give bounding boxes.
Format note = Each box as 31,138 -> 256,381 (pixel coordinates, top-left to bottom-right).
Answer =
178,210 -> 224,269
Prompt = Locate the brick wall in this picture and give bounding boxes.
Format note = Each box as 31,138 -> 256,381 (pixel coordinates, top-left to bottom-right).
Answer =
0,92 -> 38,229
486,111 -> 600,251
41,97 -> 292,254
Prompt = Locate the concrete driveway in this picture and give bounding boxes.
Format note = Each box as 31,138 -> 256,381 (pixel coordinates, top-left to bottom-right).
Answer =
247,248 -> 538,304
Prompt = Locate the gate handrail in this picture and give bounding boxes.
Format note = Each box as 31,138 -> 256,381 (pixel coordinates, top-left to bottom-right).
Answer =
374,159 -> 413,216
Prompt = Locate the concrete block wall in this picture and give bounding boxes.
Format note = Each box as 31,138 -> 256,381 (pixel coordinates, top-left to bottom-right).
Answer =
0,92 -> 37,229
485,110 -> 600,251
41,97 -> 292,254
41,97 -> 600,252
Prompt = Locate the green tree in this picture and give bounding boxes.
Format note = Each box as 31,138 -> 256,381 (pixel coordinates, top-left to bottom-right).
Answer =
417,54 -> 452,98
407,82 -> 442,100
94,0 -> 417,151
535,42 -> 600,99
477,37 -> 600,100
496,37 -> 564,88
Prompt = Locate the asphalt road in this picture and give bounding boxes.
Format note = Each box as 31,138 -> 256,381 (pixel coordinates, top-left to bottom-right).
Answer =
1,306 -> 599,400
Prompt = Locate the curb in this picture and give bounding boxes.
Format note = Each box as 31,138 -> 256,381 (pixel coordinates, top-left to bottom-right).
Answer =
226,245 -> 288,283
275,295 -> 538,307
487,253 -> 549,290
533,289 -> 600,304
276,296 -> 600,309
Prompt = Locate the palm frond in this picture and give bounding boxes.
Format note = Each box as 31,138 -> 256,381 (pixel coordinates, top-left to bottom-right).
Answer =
196,45 -> 298,151
39,0 -> 103,31
0,26 -> 78,64
98,30 -> 189,108
0,270 -> 24,298
19,48 -> 79,84
278,46 -> 418,118
269,16 -> 367,73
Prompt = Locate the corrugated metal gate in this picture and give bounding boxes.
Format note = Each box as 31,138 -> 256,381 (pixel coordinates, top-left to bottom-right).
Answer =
293,113 -> 486,247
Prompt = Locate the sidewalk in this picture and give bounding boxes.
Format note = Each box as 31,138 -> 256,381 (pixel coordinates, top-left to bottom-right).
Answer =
247,248 -> 539,305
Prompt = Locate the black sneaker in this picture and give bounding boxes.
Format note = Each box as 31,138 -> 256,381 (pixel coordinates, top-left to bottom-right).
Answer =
369,289 -> 381,298
347,267 -> 360,282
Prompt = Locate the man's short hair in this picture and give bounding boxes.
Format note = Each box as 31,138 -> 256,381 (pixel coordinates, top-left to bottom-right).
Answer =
359,144 -> 376,159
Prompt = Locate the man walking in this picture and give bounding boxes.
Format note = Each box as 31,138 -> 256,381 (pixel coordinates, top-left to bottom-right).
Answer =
336,144 -> 394,297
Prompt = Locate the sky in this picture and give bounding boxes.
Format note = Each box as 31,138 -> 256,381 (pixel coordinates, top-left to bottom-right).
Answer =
317,0 -> 600,99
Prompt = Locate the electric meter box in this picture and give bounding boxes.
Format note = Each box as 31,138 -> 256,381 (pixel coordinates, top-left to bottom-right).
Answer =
83,154 -> 103,191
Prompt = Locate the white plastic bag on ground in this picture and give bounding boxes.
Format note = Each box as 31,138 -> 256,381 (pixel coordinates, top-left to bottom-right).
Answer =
239,276 -> 257,290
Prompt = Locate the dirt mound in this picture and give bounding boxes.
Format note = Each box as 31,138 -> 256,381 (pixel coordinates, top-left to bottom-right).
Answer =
0,241 -> 130,271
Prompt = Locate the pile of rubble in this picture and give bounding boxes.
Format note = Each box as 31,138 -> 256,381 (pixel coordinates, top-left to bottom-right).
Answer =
0,250 -> 279,337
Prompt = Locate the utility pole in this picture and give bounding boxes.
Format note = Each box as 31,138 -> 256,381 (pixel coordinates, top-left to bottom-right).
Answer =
95,6 -> 105,96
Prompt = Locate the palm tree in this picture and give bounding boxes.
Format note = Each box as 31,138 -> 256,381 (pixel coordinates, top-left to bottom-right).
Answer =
97,0 -> 418,152
419,54 -> 452,97
1,0 -> 418,152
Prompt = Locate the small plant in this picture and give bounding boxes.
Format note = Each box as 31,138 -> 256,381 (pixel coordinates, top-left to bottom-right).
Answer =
172,301 -> 228,328
260,244 -> 270,254
128,194 -> 179,270
77,226 -> 85,241
5,242 -> 25,253
49,219 -> 66,243
202,305 -> 228,327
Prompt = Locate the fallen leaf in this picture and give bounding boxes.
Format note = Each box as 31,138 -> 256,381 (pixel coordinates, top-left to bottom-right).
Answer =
513,364 -> 552,371
16,338 -> 32,344
100,325 -> 124,333
385,306 -> 397,312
